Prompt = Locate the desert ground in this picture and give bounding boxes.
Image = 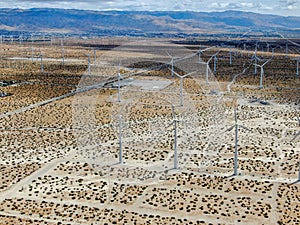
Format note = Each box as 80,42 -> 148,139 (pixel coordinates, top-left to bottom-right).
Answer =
0,37 -> 299,224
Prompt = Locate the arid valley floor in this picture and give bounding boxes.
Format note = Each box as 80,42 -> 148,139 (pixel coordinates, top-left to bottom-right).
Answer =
0,37 -> 299,224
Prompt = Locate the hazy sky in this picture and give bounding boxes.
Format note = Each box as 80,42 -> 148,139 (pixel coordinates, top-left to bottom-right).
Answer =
0,0 -> 299,16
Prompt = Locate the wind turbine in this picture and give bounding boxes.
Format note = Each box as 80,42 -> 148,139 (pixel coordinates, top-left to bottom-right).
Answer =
166,52 -> 176,77
171,70 -> 196,106
226,109 -> 251,176
266,43 -> 270,52
40,54 -> 44,73
252,48 -> 260,75
165,105 -> 181,169
213,51 -> 220,74
118,114 -> 123,164
196,46 -> 215,62
19,35 -> 23,45
117,62 -> 123,102
294,57 -> 299,77
272,47 -> 276,56
213,54 -> 217,73
31,47 -> 34,62
255,58 -> 272,89
86,54 -> 91,76
229,48 -> 233,65
198,54 -> 214,84
93,49 -> 97,64
61,46 -> 65,67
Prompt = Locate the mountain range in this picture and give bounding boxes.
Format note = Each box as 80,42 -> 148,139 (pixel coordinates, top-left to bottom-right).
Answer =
0,8 -> 299,37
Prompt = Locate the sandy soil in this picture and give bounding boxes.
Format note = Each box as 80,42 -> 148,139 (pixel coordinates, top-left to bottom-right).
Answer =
0,38 -> 299,225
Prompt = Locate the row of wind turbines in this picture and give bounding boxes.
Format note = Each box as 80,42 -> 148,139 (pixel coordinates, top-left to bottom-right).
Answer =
1,36 -> 99,76
167,45 -> 298,95
113,45 -> 299,183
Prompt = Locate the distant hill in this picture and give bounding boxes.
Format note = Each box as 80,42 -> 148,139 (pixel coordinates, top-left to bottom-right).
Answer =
0,8 -> 299,37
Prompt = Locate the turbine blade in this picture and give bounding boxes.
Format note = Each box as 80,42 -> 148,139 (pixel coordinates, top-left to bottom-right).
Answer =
239,125 -> 251,132
225,125 -> 235,132
168,67 -> 180,77
165,122 -> 174,130
208,55 -> 215,63
182,71 -> 196,78
291,131 -> 300,142
262,58 -> 272,66
172,70 -> 183,78
198,46 -> 215,53
166,51 -> 172,58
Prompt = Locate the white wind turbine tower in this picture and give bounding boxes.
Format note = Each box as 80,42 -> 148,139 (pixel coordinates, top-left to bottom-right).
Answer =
61,39 -> 65,67
198,54 -> 214,84
115,66 -> 125,163
226,109 -> 251,176
197,45 -> 204,62
117,62 -> 123,102
272,47 -> 276,56
294,56 -> 299,77
252,47 -> 260,75
166,52 -> 176,77
214,54 -> 217,73
118,114 -> 123,164
255,57 -> 272,89
93,49 -> 97,63
31,47 -> 34,62
40,54 -> 44,73
165,105 -> 181,169
213,51 -> 220,74
62,47 -> 65,67
228,47 -> 233,65
266,43 -> 270,52
86,54 -> 91,76
171,70 -> 196,107
19,35 -> 23,45
0,35 -> 2,61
